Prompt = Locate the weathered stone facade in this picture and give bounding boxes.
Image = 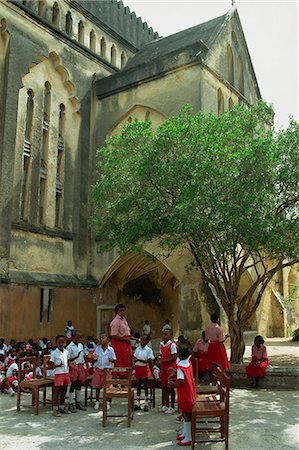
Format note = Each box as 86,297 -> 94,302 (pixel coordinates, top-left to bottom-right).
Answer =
0,1 -> 298,342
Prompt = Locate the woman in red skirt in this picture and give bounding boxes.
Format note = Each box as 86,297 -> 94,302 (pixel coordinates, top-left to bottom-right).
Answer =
246,335 -> 269,388
205,313 -> 230,381
168,340 -> 196,447
110,304 -> 132,370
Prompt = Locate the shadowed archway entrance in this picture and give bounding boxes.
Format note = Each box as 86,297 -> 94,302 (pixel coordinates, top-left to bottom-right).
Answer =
99,252 -> 180,339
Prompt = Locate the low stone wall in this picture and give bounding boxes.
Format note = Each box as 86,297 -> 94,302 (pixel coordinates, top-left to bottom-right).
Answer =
228,364 -> 299,390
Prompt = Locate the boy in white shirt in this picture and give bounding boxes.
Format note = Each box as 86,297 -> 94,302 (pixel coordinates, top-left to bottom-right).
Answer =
67,331 -> 86,412
133,335 -> 154,412
49,335 -> 70,417
91,334 -> 116,410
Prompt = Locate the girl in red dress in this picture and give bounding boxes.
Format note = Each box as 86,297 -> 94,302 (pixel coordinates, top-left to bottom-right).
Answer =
168,340 -> 196,447
205,313 -> 230,381
159,329 -> 177,413
246,335 -> 269,388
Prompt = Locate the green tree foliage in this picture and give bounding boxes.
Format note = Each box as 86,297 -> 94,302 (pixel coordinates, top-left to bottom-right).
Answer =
91,101 -> 299,363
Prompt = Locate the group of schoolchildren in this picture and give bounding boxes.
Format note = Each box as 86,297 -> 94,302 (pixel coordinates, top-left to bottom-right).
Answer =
0,313 -> 269,446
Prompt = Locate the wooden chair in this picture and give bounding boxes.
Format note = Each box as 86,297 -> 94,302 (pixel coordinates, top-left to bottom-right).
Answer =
17,356 -> 54,415
102,367 -> 134,427
195,358 -> 218,397
191,367 -> 230,449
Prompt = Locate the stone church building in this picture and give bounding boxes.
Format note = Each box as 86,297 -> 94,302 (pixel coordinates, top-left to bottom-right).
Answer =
0,0 -> 298,342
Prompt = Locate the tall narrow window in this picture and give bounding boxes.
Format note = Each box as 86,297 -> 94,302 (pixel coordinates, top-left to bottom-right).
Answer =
66,11 -> 72,35
228,97 -> 234,109
43,81 -> 51,128
90,29 -> 96,52
38,0 -> 46,17
39,176 -> 46,224
40,288 -> 44,323
100,37 -> 106,58
227,45 -> 234,86
238,56 -> 244,95
21,89 -> 34,221
52,2 -> 60,27
217,88 -> 224,115
110,44 -> 117,65
120,51 -> 126,69
78,20 -> 84,44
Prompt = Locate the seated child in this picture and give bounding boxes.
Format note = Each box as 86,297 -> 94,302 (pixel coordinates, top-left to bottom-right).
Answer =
5,348 -> 17,368
246,335 -> 269,388
91,333 -> 116,410
168,340 -> 196,447
0,354 -> 15,396
49,335 -> 71,417
133,335 -> 154,412
6,360 -> 18,393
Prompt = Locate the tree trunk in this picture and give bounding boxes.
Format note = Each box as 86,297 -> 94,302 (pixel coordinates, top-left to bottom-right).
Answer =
229,320 -> 245,364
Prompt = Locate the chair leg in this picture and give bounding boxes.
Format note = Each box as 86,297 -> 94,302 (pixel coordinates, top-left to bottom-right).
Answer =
17,386 -> 21,412
85,383 -> 88,407
43,386 -> 46,406
35,388 -> 39,415
153,387 -> 155,409
191,414 -> 195,450
225,415 -> 229,449
102,398 -> 107,427
220,416 -> 224,438
128,396 -> 131,427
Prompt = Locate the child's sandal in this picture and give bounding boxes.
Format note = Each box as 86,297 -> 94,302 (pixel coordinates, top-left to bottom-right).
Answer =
52,410 -> 61,417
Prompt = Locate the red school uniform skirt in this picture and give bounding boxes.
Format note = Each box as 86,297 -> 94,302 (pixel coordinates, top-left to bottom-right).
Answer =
246,359 -> 269,378
91,368 -> 112,389
110,337 -> 132,368
207,341 -> 230,371
134,364 -> 151,379
177,364 -> 196,413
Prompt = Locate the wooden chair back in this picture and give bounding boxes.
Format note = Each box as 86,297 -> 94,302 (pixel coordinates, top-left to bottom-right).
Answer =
18,356 -> 37,383
103,367 -> 132,390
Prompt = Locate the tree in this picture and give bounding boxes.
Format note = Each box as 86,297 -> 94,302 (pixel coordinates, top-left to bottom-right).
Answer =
91,101 -> 299,363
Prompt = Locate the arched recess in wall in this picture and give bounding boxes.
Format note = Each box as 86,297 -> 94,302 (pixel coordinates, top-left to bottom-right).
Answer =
228,97 -> 234,109
66,11 -> 72,36
227,44 -> 234,86
78,20 -> 85,45
100,37 -> 106,58
108,105 -> 167,137
90,29 -> 96,52
38,0 -> 46,18
237,56 -> 244,95
16,51 -> 80,229
217,88 -> 224,115
110,44 -> 117,65
52,2 -> 60,27
120,51 -> 127,69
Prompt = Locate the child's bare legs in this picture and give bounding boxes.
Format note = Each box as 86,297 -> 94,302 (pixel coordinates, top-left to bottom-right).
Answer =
52,386 -> 61,416
170,387 -> 175,409
162,386 -> 169,407
59,386 -> 68,408
135,378 -> 142,409
96,388 -> 100,401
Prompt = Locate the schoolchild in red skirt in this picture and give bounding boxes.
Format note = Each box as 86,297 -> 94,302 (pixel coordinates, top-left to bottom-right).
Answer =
49,335 -> 71,417
110,304 -> 132,374
159,329 -> 177,413
133,335 -> 154,412
246,335 -> 269,388
205,313 -> 230,382
92,333 -> 116,410
191,331 -> 209,382
67,330 -> 86,412
168,340 -> 196,447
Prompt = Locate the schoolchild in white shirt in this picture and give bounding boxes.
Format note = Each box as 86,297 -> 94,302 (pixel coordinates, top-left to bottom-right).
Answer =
92,334 -> 116,410
133,335 -> 154,412
67,331 -> 86,412
49,335 -> 70,417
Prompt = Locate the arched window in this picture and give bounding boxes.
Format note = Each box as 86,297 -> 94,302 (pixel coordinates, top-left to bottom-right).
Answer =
43,81 -> 51,127
110,44 -> 117,65
66,11 -> 72,35
52,2 -> 60,27
217,88 -> 224,115
21,89 -> 34,221
228,97 -> 234,109
90,29 -> 96,52
57,103 -> 65,180
25,89 -> 34,142
227,44 -> 234,86
120,51 -> 126,69
100,37 -> 106,58
38,0 -> 46,17
238,56 -> 244,95
78,20 -> 84,44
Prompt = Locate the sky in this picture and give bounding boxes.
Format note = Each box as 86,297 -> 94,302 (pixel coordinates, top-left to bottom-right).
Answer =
124,0 -> 298,129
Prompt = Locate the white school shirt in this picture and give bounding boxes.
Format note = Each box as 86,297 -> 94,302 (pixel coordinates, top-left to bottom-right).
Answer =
159,340 -> 177,355
6,362 -> 18,378
50,347 -> 69,375
65,325 -> 74,339
94,345 -> 116,369
177,358 -> 190,380
134,345 -> 154,366
67,342 -> 85,364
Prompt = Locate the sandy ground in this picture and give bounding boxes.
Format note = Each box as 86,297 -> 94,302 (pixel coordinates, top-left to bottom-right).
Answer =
0,388 -> 298,450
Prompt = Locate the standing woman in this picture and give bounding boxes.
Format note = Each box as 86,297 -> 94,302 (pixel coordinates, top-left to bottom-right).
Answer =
205,313 -> 230,379
110,304 -> 132,368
